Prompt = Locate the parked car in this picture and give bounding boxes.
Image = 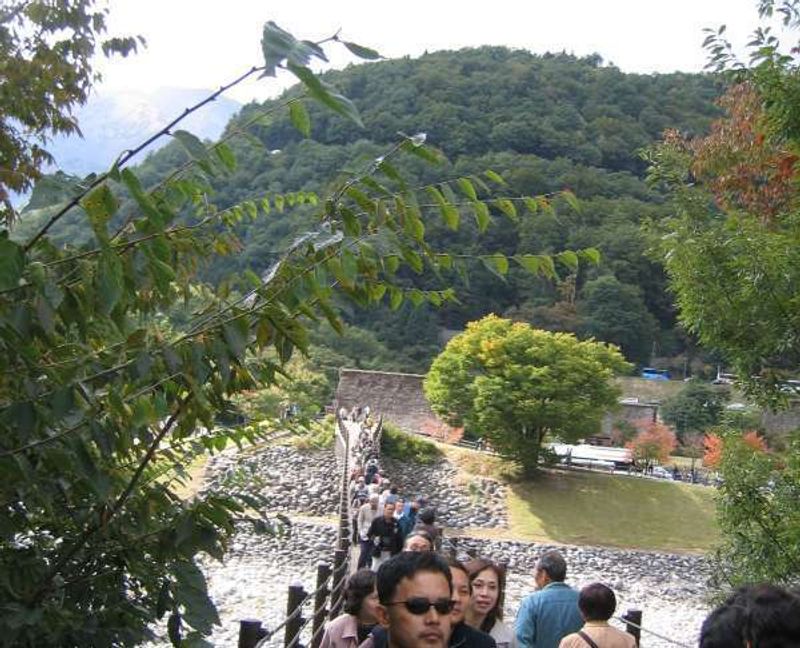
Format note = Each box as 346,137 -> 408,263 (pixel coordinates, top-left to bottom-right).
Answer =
651,466 -> 674,480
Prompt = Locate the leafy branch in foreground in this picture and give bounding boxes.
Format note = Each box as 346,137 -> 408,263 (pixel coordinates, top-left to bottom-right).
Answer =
0,21 -> 591,647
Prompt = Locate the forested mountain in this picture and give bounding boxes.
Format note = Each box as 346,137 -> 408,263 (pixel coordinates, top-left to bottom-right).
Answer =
21,47 -> 723,373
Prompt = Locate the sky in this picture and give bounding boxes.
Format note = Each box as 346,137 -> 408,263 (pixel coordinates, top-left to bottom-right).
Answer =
96,0 -> 771,104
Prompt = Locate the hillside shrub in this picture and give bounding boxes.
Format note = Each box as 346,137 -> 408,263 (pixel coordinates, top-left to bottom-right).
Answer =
381,423 -> 442,465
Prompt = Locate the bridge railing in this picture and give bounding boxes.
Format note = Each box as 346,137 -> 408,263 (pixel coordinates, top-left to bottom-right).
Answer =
239,412 -> 365,648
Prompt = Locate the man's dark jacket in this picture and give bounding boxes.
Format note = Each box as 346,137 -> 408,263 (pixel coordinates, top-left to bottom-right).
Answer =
365,622 -> 496,647
366,516 -> 402,556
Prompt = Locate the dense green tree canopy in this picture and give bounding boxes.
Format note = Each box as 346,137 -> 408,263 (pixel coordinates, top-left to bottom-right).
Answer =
424,314 -> 631,475
577,274 -> 657,365
15,46 -> 724,371
660,381 -> 728,443
646,1 -> 800,402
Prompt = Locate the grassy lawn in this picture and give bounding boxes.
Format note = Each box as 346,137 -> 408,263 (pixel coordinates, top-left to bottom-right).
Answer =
506,469 -> 719,553
442,445 -> 719,554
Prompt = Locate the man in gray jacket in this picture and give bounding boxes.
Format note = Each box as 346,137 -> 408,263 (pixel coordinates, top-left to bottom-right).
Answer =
357,494 -> 380,568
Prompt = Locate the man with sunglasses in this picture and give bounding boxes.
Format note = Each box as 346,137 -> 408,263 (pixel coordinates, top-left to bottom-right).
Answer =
362,552 -> 454,648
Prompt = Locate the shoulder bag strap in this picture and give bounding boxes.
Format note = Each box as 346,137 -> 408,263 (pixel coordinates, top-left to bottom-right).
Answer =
578,630 -> 601,648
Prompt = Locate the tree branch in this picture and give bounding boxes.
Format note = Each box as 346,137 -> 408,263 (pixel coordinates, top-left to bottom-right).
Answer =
23,64 -> 266,251
32,397 -> 188,604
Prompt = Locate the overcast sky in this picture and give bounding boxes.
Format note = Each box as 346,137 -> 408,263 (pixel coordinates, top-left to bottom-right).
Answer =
97,0 -> 769,103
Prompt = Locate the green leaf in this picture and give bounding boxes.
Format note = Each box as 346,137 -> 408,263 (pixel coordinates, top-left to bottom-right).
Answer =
287,63 -> 363,127
562,189 -> 581,213
523,197 -> 539,214
557,250 -> 580,271
580,247 -> 602,265
514,255 -> 541,274
223,321 -> 248,359
214,142 -> 236,172
427,186 -> 458,230
340,206 -> 362,237
173,130 -> 210,164
346,187 -> 376,214
384,255 -> 400,274
400,138 -> 442,164
473,202 -> 491,233
34,294 -> 55,335
435,253 -> 453,270
342,41 -> 381,60
457,177 -> 478,201
442,204 -> 460,230
289,101 -> 311,137
81,184 -> 118,246
97,251 -> 124,314
401,248 -> 424,273
484,169 -> 507,185
494,198 -> 518,221
261,21 -> 327,76
389,287 -> 403,310
378,160 -> 405,186
482,254 -> 509,278
408,289 -> 425,307
0,234 -> 25,291
121,168 -> 163,227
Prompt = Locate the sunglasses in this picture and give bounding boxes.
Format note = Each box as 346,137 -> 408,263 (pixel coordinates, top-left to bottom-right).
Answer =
387,597 -> 456,615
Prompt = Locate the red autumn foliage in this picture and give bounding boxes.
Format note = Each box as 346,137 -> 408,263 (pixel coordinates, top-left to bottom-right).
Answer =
626,420 -> 677,468
703,430 -> 768,468
689,82 -> 800,221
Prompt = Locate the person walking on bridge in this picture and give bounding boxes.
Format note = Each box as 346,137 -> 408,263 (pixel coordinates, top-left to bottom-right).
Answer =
367,502 -> 402,570
357,495 -> 380,569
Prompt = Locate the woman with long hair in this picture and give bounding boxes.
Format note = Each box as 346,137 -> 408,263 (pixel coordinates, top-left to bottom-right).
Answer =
464,558 -> 517,648
320,568 -> 379,648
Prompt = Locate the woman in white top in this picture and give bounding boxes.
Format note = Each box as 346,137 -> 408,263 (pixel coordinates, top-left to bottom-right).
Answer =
464,558 -> 517,648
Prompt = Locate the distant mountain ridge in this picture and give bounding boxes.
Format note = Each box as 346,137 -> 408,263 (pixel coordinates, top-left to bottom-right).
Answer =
46,86 -> 242,177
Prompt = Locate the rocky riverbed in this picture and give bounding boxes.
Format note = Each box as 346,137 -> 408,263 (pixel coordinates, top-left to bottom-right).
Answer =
203,445 -> 341,517
161,442 -> 712,647
202,443 -> 508,528
183,521 -> 710,647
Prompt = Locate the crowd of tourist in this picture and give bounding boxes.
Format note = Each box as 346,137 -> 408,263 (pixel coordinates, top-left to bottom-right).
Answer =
321,407 -> 800,648
343,404 -> 442,573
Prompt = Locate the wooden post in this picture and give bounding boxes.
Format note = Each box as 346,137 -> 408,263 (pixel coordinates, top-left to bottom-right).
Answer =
284,583 -> 306,648
311,563 -> 332,648
329,548 -> 348,618
622,608 -> 642,646
238,619 -> 267,648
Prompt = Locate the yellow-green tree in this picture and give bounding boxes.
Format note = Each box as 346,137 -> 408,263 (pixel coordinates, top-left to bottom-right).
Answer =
424,314 -> 630,476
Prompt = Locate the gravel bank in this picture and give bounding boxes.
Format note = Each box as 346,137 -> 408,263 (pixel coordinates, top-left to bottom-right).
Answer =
170,522 -> 710,647
157,442 -> 712,647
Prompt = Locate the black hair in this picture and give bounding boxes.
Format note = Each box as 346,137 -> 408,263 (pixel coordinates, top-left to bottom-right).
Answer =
700,584 -> 800,648
343,568 -> 377,616
447,557 -> 471,591
465,558 -> 507,631
376,551 -> 452,605
403,530 -> 433,550
578,583 -> 616,622
418,508 -> 436,525
536,550 -> 567,582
